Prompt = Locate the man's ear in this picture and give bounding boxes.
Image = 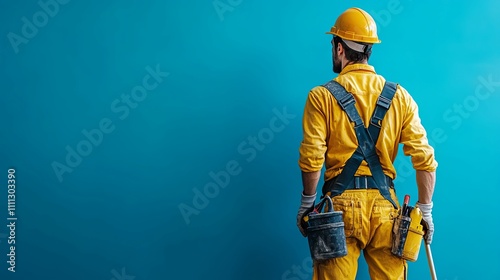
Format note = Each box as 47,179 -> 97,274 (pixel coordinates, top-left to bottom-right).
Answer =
337,42 -> 343,54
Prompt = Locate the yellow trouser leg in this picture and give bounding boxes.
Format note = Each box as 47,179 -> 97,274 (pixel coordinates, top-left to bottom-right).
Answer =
312,238 -> 360,280
363,218 -> 407,279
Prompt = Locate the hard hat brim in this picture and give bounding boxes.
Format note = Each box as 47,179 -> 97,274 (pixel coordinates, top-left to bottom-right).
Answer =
325,31 -> 381,44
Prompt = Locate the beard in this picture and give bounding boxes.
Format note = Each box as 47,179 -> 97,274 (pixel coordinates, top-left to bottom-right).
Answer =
333,51 -> 342,73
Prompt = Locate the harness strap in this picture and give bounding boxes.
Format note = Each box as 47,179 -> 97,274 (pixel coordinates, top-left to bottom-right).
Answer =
322,81 -> 398,208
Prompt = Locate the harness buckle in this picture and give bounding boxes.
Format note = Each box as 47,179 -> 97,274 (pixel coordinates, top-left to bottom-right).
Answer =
377,95 -> 392,109
337,94 -> 355,110
353,176 -> 369,189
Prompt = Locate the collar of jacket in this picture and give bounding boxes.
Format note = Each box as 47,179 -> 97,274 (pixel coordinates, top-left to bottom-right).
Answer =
339,63 -> 376,75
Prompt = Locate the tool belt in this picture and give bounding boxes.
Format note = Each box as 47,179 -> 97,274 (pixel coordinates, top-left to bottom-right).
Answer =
323,175 -> 393,194
321,81 -> 398,208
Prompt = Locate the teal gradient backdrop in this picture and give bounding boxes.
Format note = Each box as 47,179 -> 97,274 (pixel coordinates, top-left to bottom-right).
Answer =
1,0 -> 499,279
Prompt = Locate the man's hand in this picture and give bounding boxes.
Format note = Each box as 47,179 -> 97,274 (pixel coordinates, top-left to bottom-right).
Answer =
297,192 -> 316,237
417,201 -> 434,244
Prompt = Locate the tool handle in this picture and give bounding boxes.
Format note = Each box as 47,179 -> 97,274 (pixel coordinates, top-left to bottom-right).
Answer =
314,195 -> 334,213
402,194 -> 410,216
403,194 -> 410,205
425,243 -> 437,280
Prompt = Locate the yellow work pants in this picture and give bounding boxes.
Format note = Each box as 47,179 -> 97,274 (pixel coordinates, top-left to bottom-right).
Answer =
312,189 -> 407,280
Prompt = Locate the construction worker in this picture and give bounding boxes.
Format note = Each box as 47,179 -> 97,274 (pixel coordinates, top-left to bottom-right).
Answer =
296,7 -> 437,280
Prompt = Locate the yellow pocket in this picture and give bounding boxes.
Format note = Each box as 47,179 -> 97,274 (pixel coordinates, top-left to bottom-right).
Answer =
332,198 -> 355,238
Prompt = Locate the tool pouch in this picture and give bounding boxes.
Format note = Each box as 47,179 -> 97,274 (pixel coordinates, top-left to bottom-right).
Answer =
306,196 -> 347,261
391,208 -> 424,262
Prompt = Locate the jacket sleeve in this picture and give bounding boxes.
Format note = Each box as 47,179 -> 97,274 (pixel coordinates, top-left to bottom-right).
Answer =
400,88 -> 438,171
298,87 -> 328,172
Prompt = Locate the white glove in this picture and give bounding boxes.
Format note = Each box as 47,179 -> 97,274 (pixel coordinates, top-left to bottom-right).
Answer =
296,192 -> 316,237
416,201 -> 434,244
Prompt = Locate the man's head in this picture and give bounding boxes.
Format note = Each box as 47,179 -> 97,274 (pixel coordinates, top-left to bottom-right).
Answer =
326,7 -> 380,73
331,36 -> 373,73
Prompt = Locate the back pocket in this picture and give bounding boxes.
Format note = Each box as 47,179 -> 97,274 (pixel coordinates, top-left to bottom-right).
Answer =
331,197 -> 356,237
373,198 -> 397,222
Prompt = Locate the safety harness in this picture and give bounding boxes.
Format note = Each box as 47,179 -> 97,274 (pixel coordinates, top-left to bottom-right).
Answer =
321,81 -> 398,208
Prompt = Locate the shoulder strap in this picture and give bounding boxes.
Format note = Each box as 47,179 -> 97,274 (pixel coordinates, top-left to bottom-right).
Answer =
322,81 -> 364,127
368,81 -> 397,144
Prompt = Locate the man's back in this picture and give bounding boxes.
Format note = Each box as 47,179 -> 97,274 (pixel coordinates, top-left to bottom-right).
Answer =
299,63 -> 436,182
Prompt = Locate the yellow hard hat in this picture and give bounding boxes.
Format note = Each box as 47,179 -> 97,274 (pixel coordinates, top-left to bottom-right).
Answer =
326,7 -> 381,44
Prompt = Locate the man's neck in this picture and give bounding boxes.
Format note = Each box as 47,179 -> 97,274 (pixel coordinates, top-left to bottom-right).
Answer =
342,59 -> 368,69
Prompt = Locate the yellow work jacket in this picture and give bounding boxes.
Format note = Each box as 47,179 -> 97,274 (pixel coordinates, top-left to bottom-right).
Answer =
299,64 -> 437,181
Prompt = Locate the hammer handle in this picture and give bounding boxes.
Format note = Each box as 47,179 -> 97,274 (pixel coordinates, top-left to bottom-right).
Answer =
425,243 -> 437,280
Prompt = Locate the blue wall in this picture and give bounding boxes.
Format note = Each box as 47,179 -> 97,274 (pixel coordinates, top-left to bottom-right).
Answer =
1,0 -> 499,279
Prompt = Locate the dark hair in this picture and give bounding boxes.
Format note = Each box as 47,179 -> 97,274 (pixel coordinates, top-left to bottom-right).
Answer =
334,36 -> 372,62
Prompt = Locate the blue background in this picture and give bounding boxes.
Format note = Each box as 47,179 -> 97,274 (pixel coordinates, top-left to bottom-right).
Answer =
1,0 -> 499,279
